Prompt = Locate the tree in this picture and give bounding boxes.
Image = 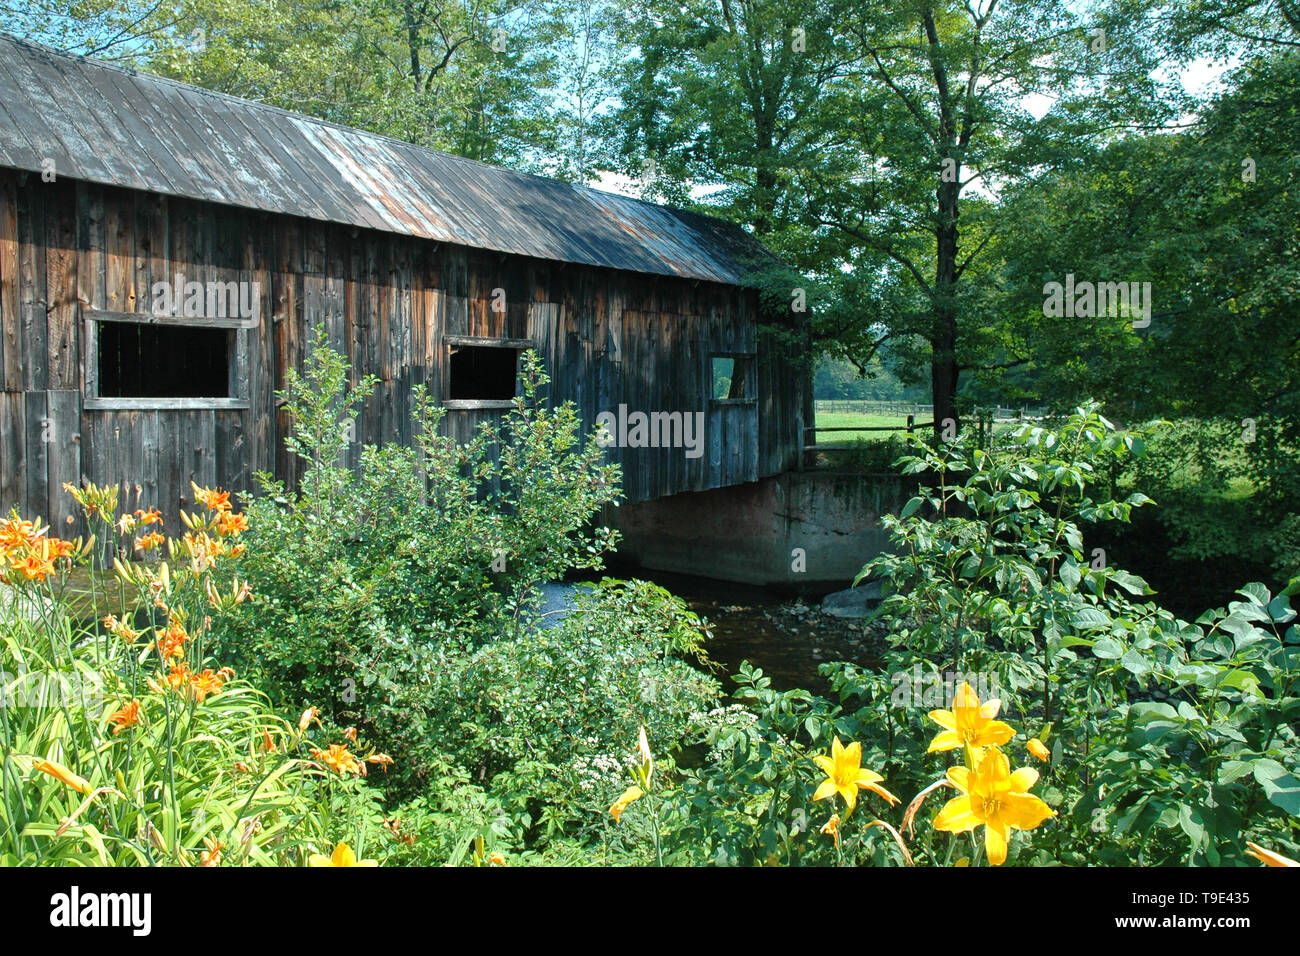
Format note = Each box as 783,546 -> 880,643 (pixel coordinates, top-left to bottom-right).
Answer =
610,1 -> 1185,435
805,1 -> 1183,432
609,0 -> 874,428
547,0 -> 620,182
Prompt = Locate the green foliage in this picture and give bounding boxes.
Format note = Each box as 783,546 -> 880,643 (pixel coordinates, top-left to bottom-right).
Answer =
993,50 -> 1300,420
415,579 -> 720,827
1103,417 -> 1300,592
814,356 -> 926,403
2,0 -> 615,176
646,406 -> 1300,866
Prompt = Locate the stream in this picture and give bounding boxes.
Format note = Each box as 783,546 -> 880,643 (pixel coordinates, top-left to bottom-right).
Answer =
600,565 -> 890,694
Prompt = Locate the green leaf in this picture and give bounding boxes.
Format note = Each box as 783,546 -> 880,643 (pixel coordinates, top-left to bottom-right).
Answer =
1239,583 -> 1270,606
1177,803 -> 1205,845
1072,607 -> 1112,630
1092,637 -> 1123,659
1267,595 -> 1296,623
1109,570 -> 1153,595
1120,648 -> 1152,677
1252,760 -> 1300,816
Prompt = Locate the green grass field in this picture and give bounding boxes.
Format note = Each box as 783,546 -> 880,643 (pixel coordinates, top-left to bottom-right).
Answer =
812,411 -> 914,442
810,409 -> 1025,448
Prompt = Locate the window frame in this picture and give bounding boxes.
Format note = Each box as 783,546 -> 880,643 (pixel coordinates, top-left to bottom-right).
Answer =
442,334 -> 534,409
82,308 -> 251,411
709,351 -> 758,406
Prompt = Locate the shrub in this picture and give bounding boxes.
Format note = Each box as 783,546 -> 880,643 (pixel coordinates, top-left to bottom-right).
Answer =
213,329 -> 621,792
428,574 -> 722,790
1113,416 -> 1300,582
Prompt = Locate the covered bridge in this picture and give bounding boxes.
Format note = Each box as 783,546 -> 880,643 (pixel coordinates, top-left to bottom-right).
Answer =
0,35 -> 805,533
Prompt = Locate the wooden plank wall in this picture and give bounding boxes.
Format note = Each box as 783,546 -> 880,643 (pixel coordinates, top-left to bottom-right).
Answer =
0,169 -> 805,537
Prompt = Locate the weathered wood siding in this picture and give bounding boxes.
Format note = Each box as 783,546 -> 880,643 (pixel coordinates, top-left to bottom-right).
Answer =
0,170 -> 804,532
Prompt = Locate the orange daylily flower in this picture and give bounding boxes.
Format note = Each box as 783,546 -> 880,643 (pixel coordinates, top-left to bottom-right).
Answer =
215,511 -> 248,536
135,507 -> 162,526
107,700 -> 141,734
1245,842 -> 1299,867
102,614 -> 141,643
366,753 -> 395,771
1027,738 -> 1051,761
134,532 -> 166,553
927,682 -> 1016,753
188,668 -> 226,703
10,539 -> 56,581
164,662 -> 193,692
200,837 -> 223,867
47,538 -> 76,559
820,813 -> 842,849
312,744 -> 362,776
191,483 -> 232,513
0,516 -> 40,552
155,621 -> 189,661
33,758 -> 91,794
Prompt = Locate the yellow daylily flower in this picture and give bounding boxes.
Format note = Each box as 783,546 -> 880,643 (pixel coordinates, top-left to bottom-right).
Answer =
609,785 -> 644,822
927,682 -> 1016,753
812,737 -> 899,815
1245,842 -> 1299,867
934,746 -> 1055,865
1027,738 -> 1051,761
309,842 -> 378,867
637,725 -> 654,787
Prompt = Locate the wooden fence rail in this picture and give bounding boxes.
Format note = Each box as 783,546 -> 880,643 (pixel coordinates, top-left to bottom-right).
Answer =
813,399 -> 1046,419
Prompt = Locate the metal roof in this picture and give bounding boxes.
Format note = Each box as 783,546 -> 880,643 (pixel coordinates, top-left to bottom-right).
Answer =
0,34 -> 776,285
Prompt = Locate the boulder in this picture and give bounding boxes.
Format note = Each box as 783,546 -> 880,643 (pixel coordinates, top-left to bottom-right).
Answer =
820,582 -> 882,619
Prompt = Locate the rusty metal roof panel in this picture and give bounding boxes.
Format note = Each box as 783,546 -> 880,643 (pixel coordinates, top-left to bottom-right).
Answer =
0,34 -> 776,285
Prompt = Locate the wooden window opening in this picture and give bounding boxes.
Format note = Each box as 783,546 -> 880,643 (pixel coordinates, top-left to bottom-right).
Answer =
443,335 -> 534,409
710,353 -> 757,405
82,309 -> 251,410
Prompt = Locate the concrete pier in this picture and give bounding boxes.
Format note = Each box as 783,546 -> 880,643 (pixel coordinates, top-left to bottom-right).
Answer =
610,471 -> 915,589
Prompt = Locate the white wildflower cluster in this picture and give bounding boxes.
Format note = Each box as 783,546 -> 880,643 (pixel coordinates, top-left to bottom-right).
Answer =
572,752 -> 636,794
690,704 -> 760,762
690,703 -> 758,731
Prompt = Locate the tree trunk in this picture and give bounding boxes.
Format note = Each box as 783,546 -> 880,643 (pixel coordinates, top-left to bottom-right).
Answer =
404,1 -> 422,90
932,178 -> 960,436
